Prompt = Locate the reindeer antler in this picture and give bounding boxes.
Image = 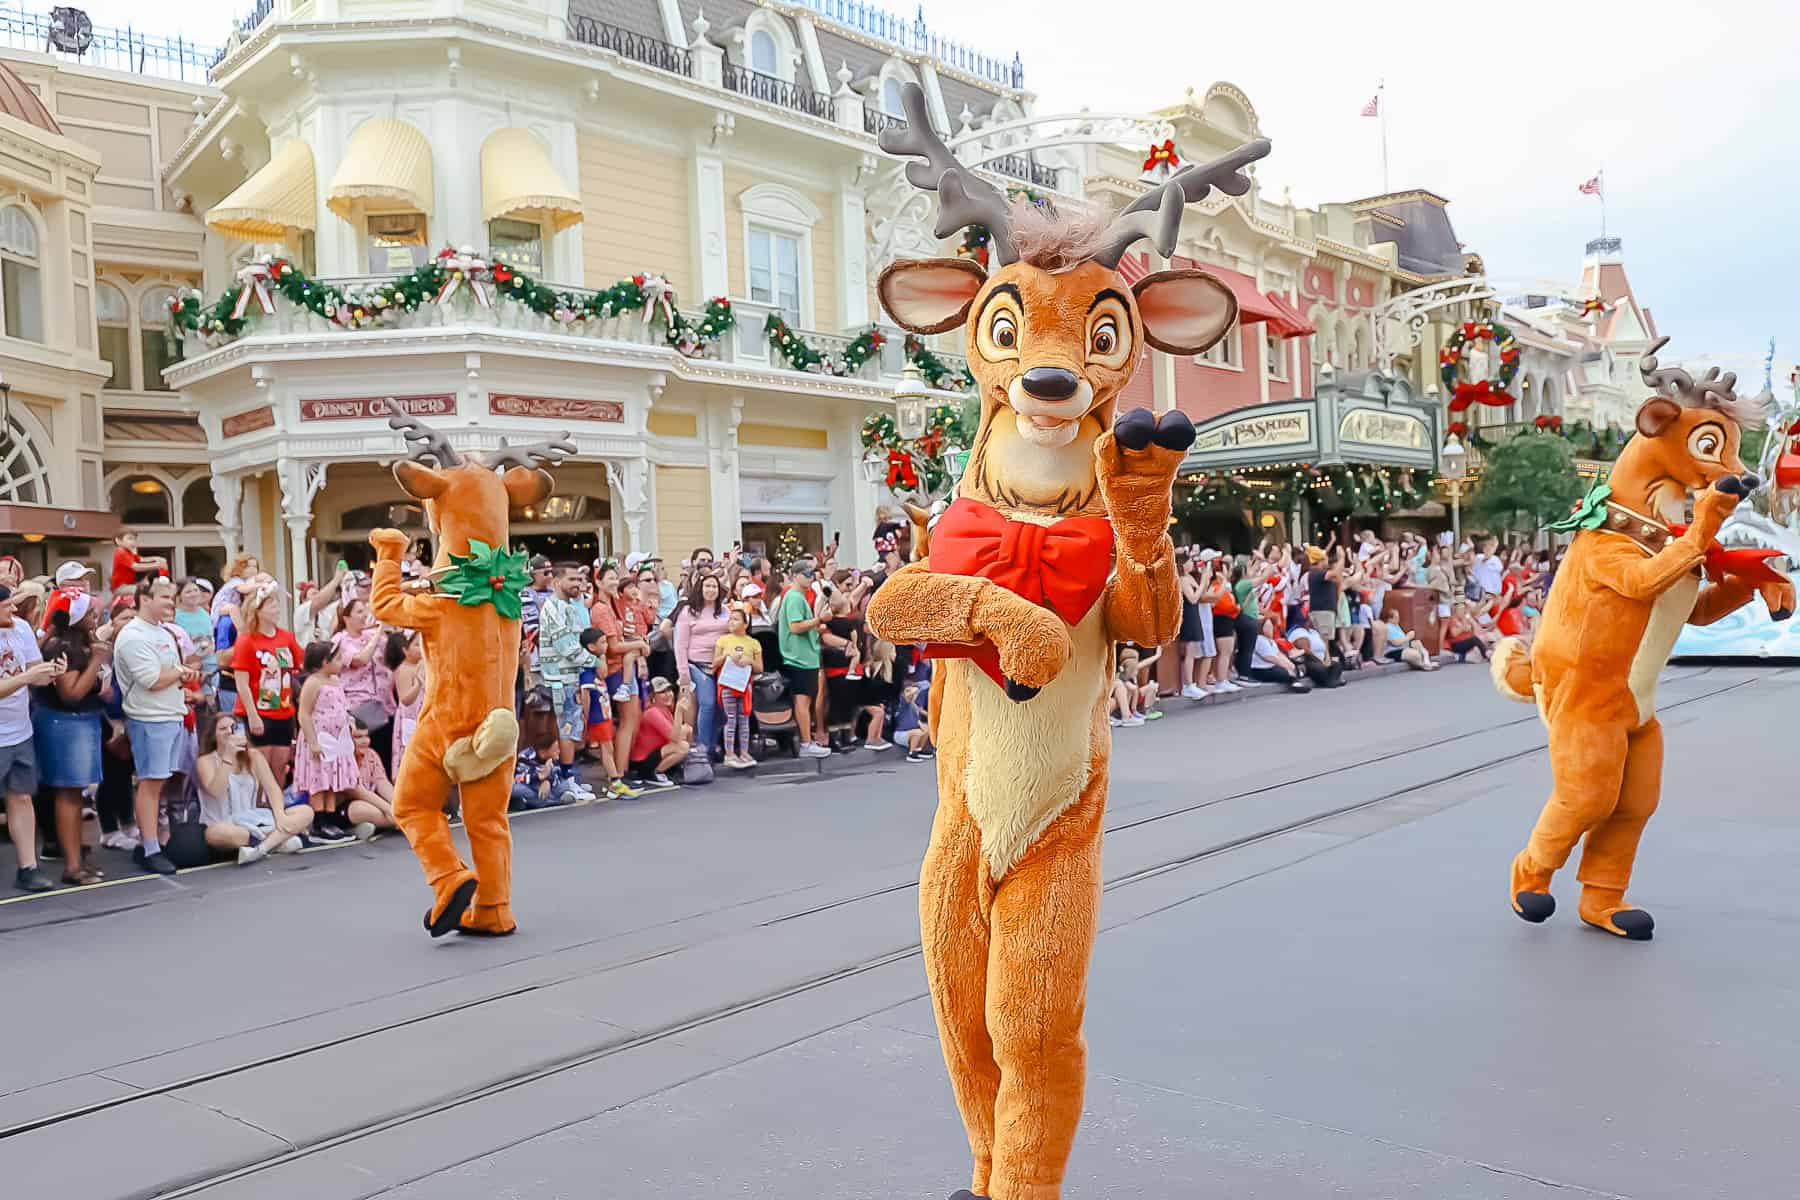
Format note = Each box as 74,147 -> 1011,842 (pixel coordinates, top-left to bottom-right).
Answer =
879,82 -> 1019,266
388,412 -> 463,468
1091,138 -> 1272,268
487,435 -> 578,472
1640,335 -> 1757,422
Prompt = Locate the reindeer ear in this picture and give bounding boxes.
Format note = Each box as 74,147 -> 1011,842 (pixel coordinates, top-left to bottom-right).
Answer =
503,467 -> 554,510
1133,269 -> 1238,355
878,258 -> 986,334
393,461 -> 447,500
1635,396 -> 1683,438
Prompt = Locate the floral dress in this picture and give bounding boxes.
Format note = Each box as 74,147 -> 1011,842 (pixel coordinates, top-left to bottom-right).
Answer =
391,663 -> 426,773
294,679 -> 360,793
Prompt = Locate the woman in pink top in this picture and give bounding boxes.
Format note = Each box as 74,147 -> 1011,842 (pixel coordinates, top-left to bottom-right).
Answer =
672,572 -> 731,760
332,598 -> 392,718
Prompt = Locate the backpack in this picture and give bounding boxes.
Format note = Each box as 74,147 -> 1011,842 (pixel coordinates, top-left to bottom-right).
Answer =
680,738 -> 714,784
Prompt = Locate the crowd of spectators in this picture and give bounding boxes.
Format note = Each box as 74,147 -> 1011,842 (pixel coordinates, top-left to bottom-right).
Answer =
0,515 -> 1554,893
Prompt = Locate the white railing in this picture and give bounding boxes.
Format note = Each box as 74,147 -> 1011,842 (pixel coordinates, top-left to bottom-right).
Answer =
0,4 -> 220,84
793,0 -> 1023,89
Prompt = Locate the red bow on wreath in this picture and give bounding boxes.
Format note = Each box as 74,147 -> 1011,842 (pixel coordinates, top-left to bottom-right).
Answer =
1448,380 -> 1511,412
886,449 -> 919,490
1143,139 -> 1180,172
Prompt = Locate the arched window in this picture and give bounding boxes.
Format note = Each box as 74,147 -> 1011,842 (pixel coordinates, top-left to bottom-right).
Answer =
0,206 -> 42,342
882,78 -> 905,117
749,29 -> 778,75
109,475 -> 172,526
182,477 -> 218,526
96,282 -> 130,389
0,413 -> 49,503
139,287 -> 181,392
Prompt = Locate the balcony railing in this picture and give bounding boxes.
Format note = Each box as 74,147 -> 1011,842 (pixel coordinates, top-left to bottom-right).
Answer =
793,0 -> 1023,89
0,4 -> 220,84
722,63 -> 834,121
209,0 -> 273,68
570,15 -> 693,77
863,108 -> 906,138
988,152 -> 1060,190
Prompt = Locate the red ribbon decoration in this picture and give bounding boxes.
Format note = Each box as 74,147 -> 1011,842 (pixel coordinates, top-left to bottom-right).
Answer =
1667,523 -> 1788,585
1447,380 -> 1511,412
885,449 -> 919,490
1142,139 -> 1180,172
923,498 -> 1115,689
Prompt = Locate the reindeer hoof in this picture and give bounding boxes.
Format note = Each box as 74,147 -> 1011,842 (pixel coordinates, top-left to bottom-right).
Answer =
1153,410 -> 1197,452
1113,407 -> 1156,451
1003,678 -> 1041,702
1772,606 -> 1794,621
1512,891 -> 1556,924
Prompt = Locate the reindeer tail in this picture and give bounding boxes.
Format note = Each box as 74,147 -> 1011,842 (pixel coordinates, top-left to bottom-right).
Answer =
444,707 -> 520,783
1490,637 -> 1535,704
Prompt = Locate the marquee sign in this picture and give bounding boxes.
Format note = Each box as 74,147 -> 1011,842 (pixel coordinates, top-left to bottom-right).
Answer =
1339,408 -> 1427,451
299,394 -> 455,422
1192,410 -> 1311,454
489,394 -> 624,422
221,405 -> 275,438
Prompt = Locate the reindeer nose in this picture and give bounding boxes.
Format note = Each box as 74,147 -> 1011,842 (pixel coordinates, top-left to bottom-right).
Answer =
1020,366 -> 1080,401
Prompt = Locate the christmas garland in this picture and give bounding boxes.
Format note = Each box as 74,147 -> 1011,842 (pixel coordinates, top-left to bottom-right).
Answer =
904,334 -> 976,391
860,400 -> 977,496
168,250 -> 735,356
1439,319 -> 1520,411
1176,462 -> 1438,519
764,314 -> 886,375
1456,418 -> 1629,461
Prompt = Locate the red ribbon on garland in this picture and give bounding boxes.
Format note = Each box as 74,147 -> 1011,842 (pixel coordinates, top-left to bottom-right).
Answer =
1142,139 -> 1180,172
886,449 -> 919,490
1448,380 -> 1512,412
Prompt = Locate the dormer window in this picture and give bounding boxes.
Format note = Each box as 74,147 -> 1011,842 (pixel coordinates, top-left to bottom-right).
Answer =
750,29 -> 778,75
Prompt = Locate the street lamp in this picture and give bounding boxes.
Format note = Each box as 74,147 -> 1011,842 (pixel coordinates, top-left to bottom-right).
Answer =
892,363 -> 930,440
1440,432 -> 1468,545
860,448 -> 888,486
0,376 -> 10,460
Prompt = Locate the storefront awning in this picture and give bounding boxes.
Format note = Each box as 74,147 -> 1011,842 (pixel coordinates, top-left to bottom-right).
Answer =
481,128 -> 582,232
207,139 -> 316,241
0,503 -> 120,540
326,118 -> 434,220
1201,264 -> 1285,328
1263,292 -> 1317,339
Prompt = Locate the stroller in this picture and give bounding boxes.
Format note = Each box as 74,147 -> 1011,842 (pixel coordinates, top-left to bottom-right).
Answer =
749,671 -> 801,758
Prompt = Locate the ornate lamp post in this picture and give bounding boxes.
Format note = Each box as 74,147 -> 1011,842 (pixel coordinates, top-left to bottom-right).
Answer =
1441,432 -> 1469,545
892,363 -> 930,440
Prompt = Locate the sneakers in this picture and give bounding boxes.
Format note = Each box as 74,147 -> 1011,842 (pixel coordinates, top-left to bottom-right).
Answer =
609,779 -> 646,799
798,742 -> 831,759
1120,713 -> 1146,728
611,683 -> 635,702
1180,683 -> 1207,700
352,822 -> 378,842
308,823 -> 352,844
131,848 -> 177,875
1214,680 -> 1242,694
1234,675 -> 1264,687
1144,709 -> 1165,720
236,842 -> 269,866
906,749 -> 934,763
643,772 -> 678,789
14,866 -> 52,892
272,834 -> 304,854
100,829 -> 139,851
863,739 -> 894,752
725,754 -> 755,769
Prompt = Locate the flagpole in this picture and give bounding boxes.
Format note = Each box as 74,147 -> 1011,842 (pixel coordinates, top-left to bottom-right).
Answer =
1599,165 -> 1606,240
1379,80 -> 1389,193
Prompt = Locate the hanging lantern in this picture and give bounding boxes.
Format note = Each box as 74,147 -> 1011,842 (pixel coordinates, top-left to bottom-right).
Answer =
860,449 -> 889,486
893,363 -> 931,440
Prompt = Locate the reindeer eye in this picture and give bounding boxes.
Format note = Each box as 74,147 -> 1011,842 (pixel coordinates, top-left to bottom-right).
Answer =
1688,425 -> 1724,461
1092,321 -> 1116,355
991,313 -> 1016,349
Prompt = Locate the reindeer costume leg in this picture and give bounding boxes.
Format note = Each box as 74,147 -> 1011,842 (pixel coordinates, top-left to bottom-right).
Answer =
868,82 -> 1261,1198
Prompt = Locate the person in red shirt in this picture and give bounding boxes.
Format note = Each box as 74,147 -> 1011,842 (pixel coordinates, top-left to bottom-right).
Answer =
628,676 -> 691,786
229,582 -> 303,787
109,530 -> 167,593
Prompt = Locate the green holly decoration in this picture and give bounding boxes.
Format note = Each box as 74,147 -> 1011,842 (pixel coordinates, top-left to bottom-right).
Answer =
1545,479 -> 1612,533
436,539 -> 532,619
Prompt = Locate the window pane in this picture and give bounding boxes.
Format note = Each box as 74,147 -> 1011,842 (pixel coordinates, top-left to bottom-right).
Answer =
110,476 -> 172,525
140,286 -> 178,325
488,217 -> 542,274
775,233 -> 800,317
98,324 -> 131,389
748,230 -> 772,303
3,261 -> 42,341
883,80 -> 904,116
95,282 -> 128,324
0,207 -> 36,258
367,212 -> 428,274
141,328 -> 179,391
750,31 -> 777,74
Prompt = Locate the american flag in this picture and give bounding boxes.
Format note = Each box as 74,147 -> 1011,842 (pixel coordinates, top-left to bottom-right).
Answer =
1360,93 -> 1380,117
1578,174 -> 1602,196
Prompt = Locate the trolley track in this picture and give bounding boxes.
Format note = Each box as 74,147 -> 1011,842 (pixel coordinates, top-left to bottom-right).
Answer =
0,669 -> 1769,1198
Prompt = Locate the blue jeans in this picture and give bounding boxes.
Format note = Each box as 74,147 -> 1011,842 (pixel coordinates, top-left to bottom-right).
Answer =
688,663 -> 720,754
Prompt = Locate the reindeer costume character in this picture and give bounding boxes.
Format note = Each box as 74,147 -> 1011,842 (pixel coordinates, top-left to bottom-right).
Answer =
369,415 -> 576,939
1495,338 -> 1794,940
865,83 -> 1269,1200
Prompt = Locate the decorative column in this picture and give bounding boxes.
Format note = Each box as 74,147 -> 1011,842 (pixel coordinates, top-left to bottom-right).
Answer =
707,395 -> 745,552
209,471 -> 245,564
606,457 -> 650,554
694,150 -> 729,304
837,164 -> 871,328
277,456 -> 329,585
690,12 -> 724,88
831,61 -> 865,134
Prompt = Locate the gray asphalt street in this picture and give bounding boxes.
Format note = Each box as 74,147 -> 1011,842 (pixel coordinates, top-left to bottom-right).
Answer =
2,662 -> 1796,1200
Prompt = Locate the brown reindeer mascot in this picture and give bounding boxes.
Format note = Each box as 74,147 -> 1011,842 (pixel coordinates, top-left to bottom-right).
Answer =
1494,339 -> 1793,940
370,415 -> 575,939
866,82 -> 1269,1200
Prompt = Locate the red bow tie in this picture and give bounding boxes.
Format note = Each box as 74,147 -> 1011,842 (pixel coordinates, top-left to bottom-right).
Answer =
923,498 -> 1114,688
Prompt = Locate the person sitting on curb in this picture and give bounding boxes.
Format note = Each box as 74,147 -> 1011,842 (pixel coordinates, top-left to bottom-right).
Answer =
1109,646 -> 1164,726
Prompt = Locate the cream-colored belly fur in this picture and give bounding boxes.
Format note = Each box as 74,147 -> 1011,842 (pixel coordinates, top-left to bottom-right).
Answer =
1627,572 -> 1700,726
962,602 -> 1110,880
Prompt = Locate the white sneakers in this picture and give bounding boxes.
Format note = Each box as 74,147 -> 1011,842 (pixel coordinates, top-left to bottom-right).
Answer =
100,830 -> 138,851
1180,683 -> 1207,700
799,742 -> 832,759
1213,680 -> 1243,694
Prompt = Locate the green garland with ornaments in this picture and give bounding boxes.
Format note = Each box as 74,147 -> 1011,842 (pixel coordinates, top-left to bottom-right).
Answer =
764,314 -> 888,375
1453,417 -> 1630,462
1176,462 -> 1439,520
860,399 -> 977,496
167,250 -> 735,355
903,334 -> 976,390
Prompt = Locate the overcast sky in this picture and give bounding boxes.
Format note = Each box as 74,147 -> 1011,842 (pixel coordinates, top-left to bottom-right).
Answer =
77,0 -> 1799,387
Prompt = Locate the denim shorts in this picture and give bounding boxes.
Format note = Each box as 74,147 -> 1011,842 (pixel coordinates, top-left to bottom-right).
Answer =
0,736 -> 37,797
555,687 -> 585,743
31,706 -> 102,789
127,718 -> 187,782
